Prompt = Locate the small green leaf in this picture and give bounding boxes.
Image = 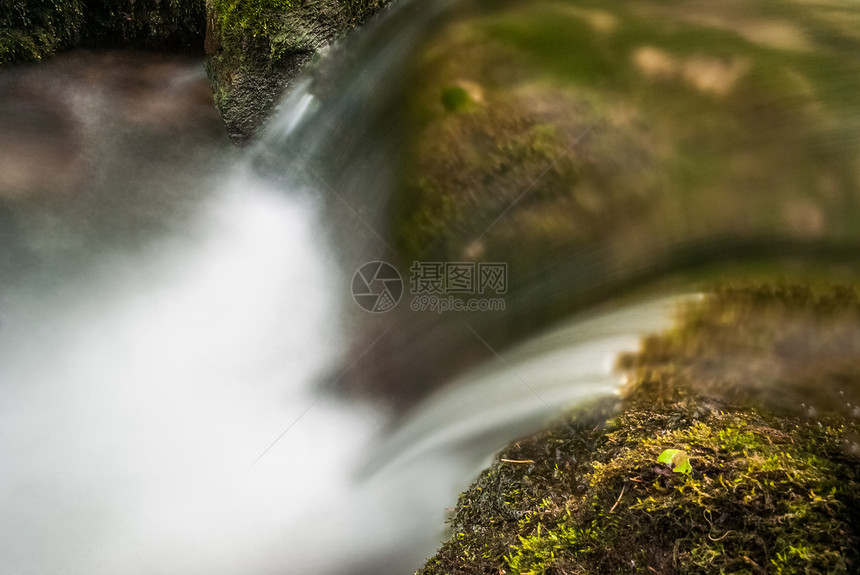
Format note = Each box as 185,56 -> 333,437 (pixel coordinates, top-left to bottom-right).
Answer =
657,449 -> 680,465
673,456 -> 692,475
658,449 -> 692,475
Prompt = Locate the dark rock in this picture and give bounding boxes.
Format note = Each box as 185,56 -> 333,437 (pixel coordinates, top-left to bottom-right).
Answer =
0,0 -> 206,65
205,0 -> 390,143
81,0 -> 206,53
0,0 -> 85,64
419,286 -> 860,575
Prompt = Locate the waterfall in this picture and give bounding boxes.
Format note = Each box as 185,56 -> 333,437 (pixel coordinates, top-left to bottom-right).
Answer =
2,0 -> 859,572
0,41 -> 677,575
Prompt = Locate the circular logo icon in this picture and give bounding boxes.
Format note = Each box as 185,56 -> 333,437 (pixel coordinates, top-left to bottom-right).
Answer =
351,261 -> 403,313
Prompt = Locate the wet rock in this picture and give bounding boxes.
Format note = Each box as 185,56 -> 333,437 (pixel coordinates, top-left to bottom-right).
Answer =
419,286 -> 860,575
0,0 -> 206,65
205,0 -> 390,142
326,0 -> 860,407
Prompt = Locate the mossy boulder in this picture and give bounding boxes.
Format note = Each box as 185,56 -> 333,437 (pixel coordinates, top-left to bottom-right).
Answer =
204,0 -> 389,142
618,284 -> 860,415
80,0 -> 206,52
392,0 -> 860,316
0,0 -> 84,64
0,0 -> 206,65
330,0 -> 860,408
418,286 -> 860,574
424,401 -> 860,574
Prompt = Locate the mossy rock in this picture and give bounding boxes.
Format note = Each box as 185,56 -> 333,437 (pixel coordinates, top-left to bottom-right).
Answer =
81,0 -> 206,52
0,0 -> 206,65
205,0 -> 390,141
394,0 -> 860,268
618,284 -> 860,414
331,0 -> 860,409
422,401 -> 860,575
0,0 -> 84,64
378,0 -> 860,378
418,286 -> 860,574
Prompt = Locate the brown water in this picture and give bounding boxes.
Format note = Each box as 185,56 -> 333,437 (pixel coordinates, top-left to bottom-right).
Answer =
0,50 -> 230,291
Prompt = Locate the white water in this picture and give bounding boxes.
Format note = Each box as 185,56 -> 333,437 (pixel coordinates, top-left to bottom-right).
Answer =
0,171 -> 360,574
0,164 -> 678,572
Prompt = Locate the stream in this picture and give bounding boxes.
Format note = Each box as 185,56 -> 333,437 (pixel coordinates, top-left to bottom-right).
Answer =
2,0 -> 859,573
0,47 -> 679,575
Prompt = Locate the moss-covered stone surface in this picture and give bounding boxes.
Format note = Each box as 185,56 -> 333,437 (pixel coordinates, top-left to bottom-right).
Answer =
0,0 -> 389,141
334,0 -> 860,408
0,0 -> 84,64
418,286 -> 860,574
394,0 -> 860,260
393,0 -> 860,291
81,0 -> 206,52
205,0 -> 389,141
619,284 -> 860,416
0,0 -> 205,65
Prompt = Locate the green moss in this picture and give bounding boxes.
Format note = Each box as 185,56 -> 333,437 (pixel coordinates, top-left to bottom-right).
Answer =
499,408 -> 858,575
421,401 -> 860,574
0,0 -> 83,64
618,284 -> 860,414
0,0 -> 205,65
209,0 -> 387,61
385,0 -> 860,370
419,286 -> 860,575
210,0 -> 294,42
205,0 -> 390,140
440,85 -> 473,113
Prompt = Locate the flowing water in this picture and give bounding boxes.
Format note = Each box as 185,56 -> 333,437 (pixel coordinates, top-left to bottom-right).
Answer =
0,47 -> 679,575
1,0 -> 860,573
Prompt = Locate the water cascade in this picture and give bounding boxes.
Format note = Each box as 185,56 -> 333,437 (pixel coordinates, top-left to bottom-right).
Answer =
1,0 -> 859,573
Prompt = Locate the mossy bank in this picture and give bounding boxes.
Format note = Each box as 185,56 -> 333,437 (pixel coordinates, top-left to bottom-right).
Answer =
419,285 -> 860,574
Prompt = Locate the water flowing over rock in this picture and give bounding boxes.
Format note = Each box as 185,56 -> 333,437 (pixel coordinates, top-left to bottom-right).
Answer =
253,0 -> 860,408
2,1 -> 860,573
420,287 -> 860,575
205,0 -> 391,142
